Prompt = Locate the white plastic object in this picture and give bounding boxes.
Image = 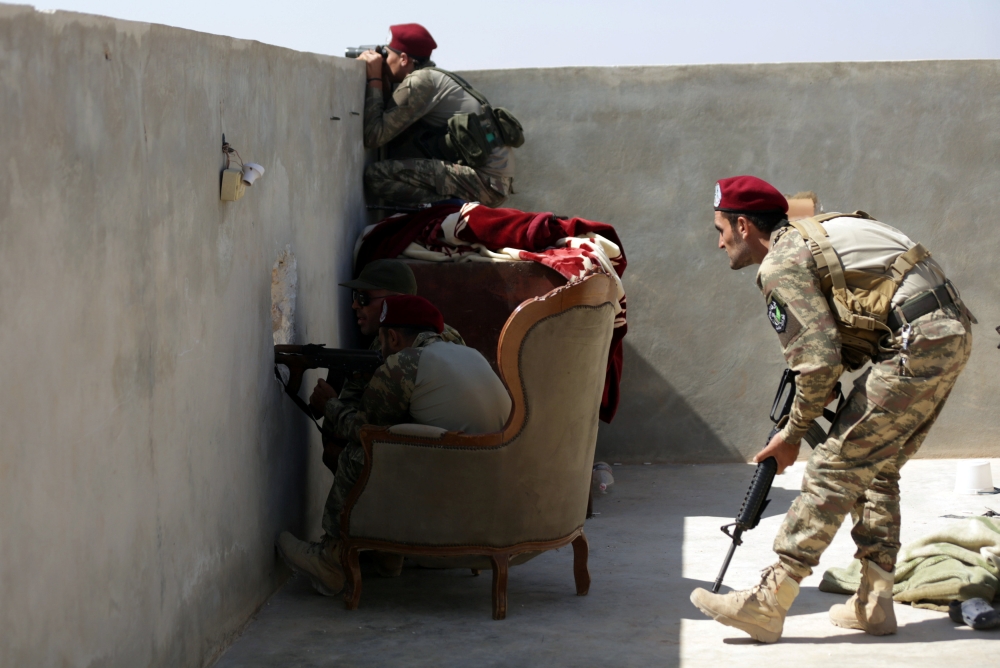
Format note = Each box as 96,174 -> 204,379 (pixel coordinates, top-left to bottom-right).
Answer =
592,461 -> 614,494
242,162 -> 265,185
955,460 -> 995,494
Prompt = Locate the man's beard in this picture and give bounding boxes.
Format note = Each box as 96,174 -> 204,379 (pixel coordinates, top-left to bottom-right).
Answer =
728,237 -> 754,270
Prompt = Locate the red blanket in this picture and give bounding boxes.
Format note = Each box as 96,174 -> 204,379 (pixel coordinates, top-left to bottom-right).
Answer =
354,203 -> 627,422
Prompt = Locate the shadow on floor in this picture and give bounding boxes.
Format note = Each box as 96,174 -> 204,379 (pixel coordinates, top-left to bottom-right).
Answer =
218,465 -> 698,667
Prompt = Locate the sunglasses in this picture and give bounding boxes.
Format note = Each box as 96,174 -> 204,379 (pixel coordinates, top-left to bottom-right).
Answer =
352,290 -> 386,307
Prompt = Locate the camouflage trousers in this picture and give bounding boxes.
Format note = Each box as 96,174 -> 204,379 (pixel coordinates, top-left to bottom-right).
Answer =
364,158 -> 509,208
775,307 -> 973,579
321,443 -> 367,538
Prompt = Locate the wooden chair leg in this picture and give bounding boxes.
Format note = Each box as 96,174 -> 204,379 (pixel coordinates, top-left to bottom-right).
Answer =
572,533 -> 591,596
490,553 -> 510,620
343,545 -> 363,610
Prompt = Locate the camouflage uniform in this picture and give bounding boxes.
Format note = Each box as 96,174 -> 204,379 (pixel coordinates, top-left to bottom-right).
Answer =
320,329 -> 466,536
364,159 -> 507,208
362,68 -> 514,207
758,226 -> 972,578
332,324 -> 465,411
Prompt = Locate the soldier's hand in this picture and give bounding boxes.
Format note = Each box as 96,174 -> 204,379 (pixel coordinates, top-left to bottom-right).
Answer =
754,432 -> 801,474
358,50 -> 384,79
309,378 -> 338,419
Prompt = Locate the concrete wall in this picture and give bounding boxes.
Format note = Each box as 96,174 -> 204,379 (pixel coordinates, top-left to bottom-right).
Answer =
0,5 -> 366,665
467,62 -> 1000,463
5,5 -> 999,660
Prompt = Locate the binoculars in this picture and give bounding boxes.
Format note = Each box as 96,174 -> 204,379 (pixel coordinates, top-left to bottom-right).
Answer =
345,45 -> 388,59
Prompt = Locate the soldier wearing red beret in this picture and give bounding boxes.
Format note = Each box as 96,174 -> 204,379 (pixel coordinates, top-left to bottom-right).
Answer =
691,175 -> 974,643
276,294 -> 512,595
356,23 -> 524,208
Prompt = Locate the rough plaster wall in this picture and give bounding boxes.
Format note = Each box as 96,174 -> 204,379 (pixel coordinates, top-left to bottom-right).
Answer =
466,62 -> 1000,464
271,246 -> 297,347
0,5 -> 365,666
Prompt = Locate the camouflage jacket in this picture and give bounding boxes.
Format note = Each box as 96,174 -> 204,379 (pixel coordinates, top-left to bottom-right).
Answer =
336,323 -> 465,410
756,226 -> 844,444
325,330 -> 464,445
362,68 -> 515,184
325,331 -> 444,445
364,68 -> 471,148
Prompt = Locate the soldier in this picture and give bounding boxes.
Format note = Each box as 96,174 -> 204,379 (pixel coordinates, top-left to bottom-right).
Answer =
690,176 -> 974,642
357,23 -> 521,207
277,295 -> 511,597
316,259 -> 464,473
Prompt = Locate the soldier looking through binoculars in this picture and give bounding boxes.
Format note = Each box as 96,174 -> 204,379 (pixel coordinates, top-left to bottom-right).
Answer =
352,23 -> 523,208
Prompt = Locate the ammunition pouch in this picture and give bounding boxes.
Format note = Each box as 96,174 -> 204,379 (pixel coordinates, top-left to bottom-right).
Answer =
493,107 -> 524,148
385,70 -> 526,168
414,68 -> 525,167
385,117 -> 495,167
445,111 -> 502,167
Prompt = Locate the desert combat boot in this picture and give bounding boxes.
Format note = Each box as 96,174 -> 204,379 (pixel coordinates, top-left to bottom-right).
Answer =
829,560 -> 897,635
277,532 -> 345,596
690,563 -> 800,643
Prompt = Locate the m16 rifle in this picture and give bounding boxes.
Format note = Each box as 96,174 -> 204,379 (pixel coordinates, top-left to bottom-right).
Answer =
710,369 -> 844,593
273,344 -> 383,433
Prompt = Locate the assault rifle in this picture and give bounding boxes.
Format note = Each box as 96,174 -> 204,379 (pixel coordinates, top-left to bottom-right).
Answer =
710,369 -> 844,593
274,344 -> 383,433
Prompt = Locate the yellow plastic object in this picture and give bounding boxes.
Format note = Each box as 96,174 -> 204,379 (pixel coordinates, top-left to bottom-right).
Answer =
220,168 -> 245,201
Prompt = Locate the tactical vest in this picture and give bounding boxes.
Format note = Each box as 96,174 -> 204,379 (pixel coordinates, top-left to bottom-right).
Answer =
784,212 -> 932,370
393,68 -> 524,169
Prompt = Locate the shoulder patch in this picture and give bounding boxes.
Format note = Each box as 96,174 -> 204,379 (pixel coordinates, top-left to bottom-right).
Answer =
767,297 -> 787,333
766,293 -> 804,347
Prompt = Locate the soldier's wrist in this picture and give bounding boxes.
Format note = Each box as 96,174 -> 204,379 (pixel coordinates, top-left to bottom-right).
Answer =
323,397 -> 344,422
779,423 -> 806,445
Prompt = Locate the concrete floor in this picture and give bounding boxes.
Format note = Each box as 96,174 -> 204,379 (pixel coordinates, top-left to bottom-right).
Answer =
216,460 -> 1000,667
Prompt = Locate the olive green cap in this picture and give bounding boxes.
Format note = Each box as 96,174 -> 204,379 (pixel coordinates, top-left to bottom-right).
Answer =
339,259 -> 417,295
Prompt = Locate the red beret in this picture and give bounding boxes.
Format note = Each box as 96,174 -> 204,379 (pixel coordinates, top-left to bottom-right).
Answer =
714,175 -> 788,214
379,295 -> 444,333
388,23 -> 437,59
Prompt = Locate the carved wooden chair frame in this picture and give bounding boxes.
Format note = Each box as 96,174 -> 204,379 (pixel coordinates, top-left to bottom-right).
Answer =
338,273 -> 618,619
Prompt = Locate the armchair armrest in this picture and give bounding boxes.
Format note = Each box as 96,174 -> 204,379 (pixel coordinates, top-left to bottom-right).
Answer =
386,424 -> 448,438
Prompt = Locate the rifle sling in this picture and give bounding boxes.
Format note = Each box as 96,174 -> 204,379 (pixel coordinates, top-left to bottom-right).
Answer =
274,365 -> 324,434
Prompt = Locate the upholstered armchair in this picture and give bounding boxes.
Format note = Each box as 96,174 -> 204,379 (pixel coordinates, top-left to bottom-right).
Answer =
339,273 -> 618,619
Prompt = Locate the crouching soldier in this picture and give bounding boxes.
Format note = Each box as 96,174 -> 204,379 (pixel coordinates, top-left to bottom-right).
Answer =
277,295 -> 512,595
357,23 -> 523,207
690,176 -> 974,642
